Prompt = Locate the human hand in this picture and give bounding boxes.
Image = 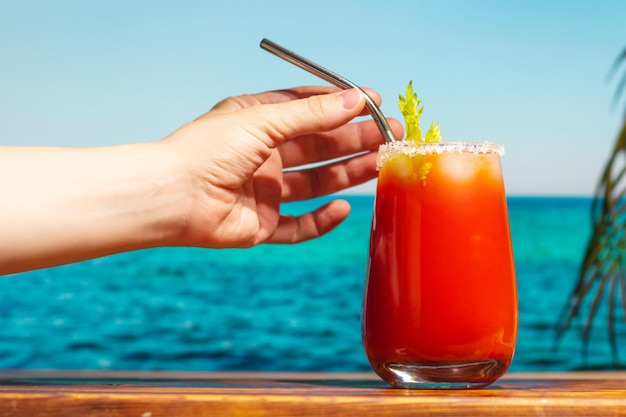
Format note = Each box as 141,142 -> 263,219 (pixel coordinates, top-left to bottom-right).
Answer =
162,86 -> 403,248
0,85 -> 403,274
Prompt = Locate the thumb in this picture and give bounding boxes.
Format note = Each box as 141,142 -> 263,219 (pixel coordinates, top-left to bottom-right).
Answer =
248,88 -> 367,147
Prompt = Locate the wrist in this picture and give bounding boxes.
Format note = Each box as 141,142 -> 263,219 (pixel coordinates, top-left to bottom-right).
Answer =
114,141 -> 192,249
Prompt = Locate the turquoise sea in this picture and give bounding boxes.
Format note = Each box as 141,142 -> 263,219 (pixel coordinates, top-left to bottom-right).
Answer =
0,196 -> 623,372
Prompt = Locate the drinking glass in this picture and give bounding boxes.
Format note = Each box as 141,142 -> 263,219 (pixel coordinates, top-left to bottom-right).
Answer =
362,141 -> 518,389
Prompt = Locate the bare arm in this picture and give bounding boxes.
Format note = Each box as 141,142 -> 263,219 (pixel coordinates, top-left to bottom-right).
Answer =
0,87 -> 402,275
0,143 -> 186,273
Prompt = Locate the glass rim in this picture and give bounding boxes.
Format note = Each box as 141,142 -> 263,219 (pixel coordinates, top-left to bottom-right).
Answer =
376,141 -> 504,171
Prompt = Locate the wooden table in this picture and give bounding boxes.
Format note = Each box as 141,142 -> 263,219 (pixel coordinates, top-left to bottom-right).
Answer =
0,370 -> 624,416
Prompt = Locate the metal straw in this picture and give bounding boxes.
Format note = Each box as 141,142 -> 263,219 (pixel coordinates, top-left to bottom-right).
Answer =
260,39 -> 396,143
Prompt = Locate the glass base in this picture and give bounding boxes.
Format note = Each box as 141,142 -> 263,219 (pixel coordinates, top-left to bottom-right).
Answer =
375,359 -> 509,389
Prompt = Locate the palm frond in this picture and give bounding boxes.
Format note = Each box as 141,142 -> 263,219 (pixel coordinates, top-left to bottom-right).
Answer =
556,115 -> 626,366
608,274 -> 620,365
556,47 -> 626,365
608,47 -> 626,115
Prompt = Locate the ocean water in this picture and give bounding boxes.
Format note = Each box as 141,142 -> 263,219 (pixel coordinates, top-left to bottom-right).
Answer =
0,196 -> 623,372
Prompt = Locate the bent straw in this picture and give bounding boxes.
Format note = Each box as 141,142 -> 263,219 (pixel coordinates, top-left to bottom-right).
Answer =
260,39 -> 396,143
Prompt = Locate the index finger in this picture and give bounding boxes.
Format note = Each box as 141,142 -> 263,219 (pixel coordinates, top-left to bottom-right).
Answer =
205,86 -> 383,117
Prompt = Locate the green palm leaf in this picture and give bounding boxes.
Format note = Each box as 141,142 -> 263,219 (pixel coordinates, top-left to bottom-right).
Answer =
556,46 -> 626,367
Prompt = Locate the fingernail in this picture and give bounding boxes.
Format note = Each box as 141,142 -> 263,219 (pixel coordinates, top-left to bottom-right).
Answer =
338,88 -> 363,109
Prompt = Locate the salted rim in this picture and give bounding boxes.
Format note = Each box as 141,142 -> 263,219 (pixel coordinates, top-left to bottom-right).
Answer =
376,141 -> 505,171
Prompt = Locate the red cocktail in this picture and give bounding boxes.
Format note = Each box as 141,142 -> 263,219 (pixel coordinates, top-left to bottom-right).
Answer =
362,141 -> 517,389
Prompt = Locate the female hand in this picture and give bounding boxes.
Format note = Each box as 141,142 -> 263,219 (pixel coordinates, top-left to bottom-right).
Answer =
163,86 -> 403,248
0,86 -> 402,274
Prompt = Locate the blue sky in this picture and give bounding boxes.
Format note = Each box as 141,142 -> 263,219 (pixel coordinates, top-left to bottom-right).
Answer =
1,0 -> 625,196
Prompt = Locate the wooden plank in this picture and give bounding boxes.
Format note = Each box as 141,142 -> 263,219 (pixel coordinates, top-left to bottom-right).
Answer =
0,371 -> 624,416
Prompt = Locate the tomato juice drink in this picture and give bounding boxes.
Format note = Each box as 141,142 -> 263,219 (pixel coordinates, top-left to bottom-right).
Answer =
362,141 -> 518,389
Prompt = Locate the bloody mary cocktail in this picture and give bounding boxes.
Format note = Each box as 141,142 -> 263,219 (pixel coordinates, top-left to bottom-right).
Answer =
362,141 -> 517,389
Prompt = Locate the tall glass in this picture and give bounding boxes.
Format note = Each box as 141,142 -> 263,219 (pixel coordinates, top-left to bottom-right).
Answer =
362,141 -> 518,389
